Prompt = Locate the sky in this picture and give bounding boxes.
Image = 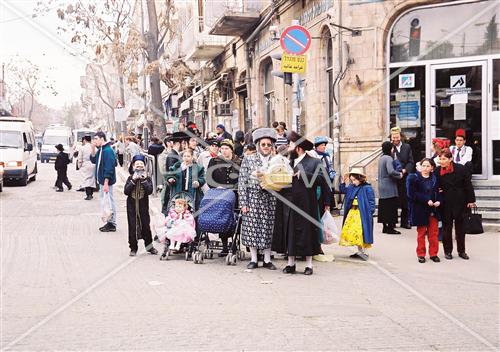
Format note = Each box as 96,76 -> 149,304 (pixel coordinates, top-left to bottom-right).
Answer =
0,0 -> 86,109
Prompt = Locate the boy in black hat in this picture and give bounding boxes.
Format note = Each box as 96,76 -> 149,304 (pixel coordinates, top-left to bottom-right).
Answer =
54,144 -> 72,192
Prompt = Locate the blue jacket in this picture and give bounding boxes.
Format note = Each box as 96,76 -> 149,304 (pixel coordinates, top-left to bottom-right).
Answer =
90,142 -> 116,186
406,172 -> 441,226
340,182 -> 376,245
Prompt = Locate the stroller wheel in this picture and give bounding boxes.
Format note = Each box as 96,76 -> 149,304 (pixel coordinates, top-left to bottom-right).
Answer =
199,253 -> 205,264
193,252 -> 198,264
185,251 -> 190,261
225,255 -> 231,265
210,250 -> 214,259
231,254 -> 237,265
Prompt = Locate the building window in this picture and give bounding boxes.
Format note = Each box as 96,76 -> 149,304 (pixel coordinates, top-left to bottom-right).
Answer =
323,29 -> 334,137
262,60 -> 275,126
390,1 -> 500,63
494,59 -> 500,111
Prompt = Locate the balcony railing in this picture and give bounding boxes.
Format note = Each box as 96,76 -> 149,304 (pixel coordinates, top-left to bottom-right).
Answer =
209,0 -> 267,36
181,17 -> 231,61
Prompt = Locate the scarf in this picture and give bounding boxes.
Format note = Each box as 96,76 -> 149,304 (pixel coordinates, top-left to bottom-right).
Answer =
440,162 -> 454,176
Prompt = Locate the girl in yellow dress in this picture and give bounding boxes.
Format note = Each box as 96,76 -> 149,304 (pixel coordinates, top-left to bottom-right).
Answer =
339,168 -> 376,261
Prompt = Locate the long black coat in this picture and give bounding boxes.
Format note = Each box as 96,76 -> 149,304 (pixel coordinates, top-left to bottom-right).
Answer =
55,152 -> 70,171
124,176 -> 154,240
283,154 -> 332,257
435,163 -> 475,218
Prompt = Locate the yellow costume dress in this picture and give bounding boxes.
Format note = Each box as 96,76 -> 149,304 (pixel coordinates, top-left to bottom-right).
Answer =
339,198 -> 371,248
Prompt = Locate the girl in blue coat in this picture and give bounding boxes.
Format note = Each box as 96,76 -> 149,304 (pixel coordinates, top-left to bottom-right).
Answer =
339,167 -> 376,261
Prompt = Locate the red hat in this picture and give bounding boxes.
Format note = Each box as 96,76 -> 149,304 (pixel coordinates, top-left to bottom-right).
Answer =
432,138 -> 450,149
455,129 -> 466,138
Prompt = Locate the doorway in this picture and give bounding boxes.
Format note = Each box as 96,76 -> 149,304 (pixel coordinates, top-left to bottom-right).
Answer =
430,61 -> 487,178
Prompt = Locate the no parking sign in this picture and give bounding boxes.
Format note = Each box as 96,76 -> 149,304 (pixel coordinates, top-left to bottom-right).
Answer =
280,25 -> 311,55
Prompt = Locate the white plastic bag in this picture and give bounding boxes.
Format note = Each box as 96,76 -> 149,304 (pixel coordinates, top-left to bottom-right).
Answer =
321,211 -> 340,245
101,192 -> 113,223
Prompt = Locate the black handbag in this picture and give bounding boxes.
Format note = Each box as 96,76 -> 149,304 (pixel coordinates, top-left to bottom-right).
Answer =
463,206 -> 484,235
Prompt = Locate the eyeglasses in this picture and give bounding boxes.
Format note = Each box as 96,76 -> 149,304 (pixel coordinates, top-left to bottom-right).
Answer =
260,143 -> 273,147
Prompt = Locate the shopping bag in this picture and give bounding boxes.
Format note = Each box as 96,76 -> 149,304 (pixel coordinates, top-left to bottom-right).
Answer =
321,211 -> 340,244
101,192 -> 113,223
463,207 -> 484,235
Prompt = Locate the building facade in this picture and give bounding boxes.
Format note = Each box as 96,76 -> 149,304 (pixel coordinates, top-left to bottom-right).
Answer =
166,0 -> 499,183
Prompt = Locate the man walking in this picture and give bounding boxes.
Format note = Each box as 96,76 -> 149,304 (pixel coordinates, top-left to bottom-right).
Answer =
54,144 -> 72,192
391,126 -> 414,229
91,132 -> 117,232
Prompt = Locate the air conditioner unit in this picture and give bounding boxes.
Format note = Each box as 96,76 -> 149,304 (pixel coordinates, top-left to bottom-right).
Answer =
215,103 -> 232,116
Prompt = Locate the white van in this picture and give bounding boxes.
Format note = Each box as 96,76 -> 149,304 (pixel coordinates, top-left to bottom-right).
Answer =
0,116 -> 38,186
41,126 -> 74,163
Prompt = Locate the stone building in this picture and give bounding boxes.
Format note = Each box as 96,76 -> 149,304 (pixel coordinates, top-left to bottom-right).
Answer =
165,0 -> 499,225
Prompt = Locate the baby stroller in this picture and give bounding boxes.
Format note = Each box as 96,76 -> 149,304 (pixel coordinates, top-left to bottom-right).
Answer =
158,190 -> 199,261
197,188 -> 245,265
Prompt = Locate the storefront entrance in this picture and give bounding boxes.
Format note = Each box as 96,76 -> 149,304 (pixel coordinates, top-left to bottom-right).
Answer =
430,61 -> 487,178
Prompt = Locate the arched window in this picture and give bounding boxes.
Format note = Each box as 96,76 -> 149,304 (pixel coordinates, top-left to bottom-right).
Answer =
262,59 -> 275,126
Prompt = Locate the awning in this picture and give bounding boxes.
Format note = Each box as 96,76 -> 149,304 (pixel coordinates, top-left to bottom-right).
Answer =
179,77 -> 222,111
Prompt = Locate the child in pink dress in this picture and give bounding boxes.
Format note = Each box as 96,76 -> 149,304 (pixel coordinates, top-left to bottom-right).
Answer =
165,199 -> 196,250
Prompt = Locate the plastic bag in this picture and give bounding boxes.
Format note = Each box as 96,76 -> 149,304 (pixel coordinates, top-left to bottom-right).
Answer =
321,211 -> 339,245
101,192 -> 113,223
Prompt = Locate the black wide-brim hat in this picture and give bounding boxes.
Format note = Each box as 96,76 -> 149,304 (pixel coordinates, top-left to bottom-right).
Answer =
55,144 -> 64,151
166,132 -> 190,142
287,131 -> 314,151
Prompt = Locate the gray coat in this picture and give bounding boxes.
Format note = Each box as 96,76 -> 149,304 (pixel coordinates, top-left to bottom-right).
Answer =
378,155 -> 402,199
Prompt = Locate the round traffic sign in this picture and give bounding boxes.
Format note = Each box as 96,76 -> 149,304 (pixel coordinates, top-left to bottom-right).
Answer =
280,25 -> 311,55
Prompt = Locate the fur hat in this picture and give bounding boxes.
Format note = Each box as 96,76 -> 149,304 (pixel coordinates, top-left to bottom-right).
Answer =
253,128 -> 277,143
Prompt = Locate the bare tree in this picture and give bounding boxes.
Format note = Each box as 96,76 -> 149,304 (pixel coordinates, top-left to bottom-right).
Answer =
6,56 -> 57,119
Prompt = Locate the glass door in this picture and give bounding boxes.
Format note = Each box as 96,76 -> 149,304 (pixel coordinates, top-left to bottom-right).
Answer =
430,61 -> 487,178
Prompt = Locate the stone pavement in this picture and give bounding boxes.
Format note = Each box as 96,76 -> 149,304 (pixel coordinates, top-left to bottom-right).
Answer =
1,163 -> 498,351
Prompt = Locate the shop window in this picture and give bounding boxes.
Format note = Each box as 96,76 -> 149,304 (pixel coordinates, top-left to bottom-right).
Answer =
493,141 -> 500,175
390,1 -> 500,63
494,59 -> 500,111
389,66 -> 426,162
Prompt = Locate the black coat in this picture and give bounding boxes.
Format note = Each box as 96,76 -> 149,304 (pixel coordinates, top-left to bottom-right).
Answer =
207,155 -> 241,190
286,154 -> 332,257
55,152 -> 70,172
124,176 -> 153,240
435,163 -> 475,218
394,142 -> 415,173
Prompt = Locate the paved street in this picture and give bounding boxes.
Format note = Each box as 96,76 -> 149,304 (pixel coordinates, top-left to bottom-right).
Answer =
1,163 -> 499,351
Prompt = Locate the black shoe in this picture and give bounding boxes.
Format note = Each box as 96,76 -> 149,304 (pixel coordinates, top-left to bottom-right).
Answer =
418,257 -> 426,263
246,261 -> 258,269
445,253 -> 453,260
129,250 -> 137,257
401,223 -> 411,229
56,188 -> 63,192
99,223 -> 116,232
349,253 -> 361,259
304,267 -> 313,275
262,262 -> 277,270
282,265 -> 296,274
148,247 -> 158,255
430,256 -> 440,262
67,185 -> 72,191
385,228 -> 401,235
84,195 -> 93,200
77,188 -> 85,192
458,252 -> 469,260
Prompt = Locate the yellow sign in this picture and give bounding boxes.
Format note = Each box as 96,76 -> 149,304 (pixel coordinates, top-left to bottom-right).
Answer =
281,54 -> 307,73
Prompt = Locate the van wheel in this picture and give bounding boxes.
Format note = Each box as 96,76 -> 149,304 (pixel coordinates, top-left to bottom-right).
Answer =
19,168 -> 29,186
30,163 -> 37,181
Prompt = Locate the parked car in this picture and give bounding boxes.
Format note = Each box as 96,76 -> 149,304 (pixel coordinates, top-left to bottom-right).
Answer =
0,116 -> 38,186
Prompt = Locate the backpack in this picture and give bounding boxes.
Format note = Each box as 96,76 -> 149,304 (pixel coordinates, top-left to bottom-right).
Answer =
197,188 -> 236,234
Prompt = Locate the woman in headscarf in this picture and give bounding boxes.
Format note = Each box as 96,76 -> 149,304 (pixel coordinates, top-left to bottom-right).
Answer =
238,128 -> 277,270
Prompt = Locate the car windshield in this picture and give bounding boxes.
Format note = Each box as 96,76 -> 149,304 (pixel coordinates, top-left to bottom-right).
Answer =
43,135 -> 69,145
0,130 -> 23,148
